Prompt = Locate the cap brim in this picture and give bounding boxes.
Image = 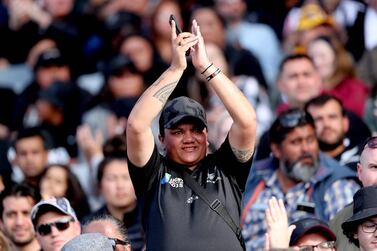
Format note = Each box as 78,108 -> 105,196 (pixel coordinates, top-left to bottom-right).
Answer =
342,208 -> 377,231
291,225 -> 336,245
165,115 -> 207,129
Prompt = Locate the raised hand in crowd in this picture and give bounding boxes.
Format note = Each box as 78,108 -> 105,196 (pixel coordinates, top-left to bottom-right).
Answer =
265,197 -> 296,250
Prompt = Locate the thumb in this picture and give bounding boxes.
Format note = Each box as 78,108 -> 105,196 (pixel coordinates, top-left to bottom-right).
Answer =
288,224 -> 296,238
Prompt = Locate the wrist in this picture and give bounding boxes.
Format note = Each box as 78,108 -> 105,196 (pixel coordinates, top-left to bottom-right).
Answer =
168,65 -> 185,73
198,61 -> 212,73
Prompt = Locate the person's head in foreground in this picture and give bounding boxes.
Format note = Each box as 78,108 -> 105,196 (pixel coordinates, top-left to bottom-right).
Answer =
290,217 -> 336,250
357,136 -> 377,187
30,197 -> 80,251
159,96 -> 208,168
342,186 -> 377,251
62,232 -> 130,251
82,214 -> 131,251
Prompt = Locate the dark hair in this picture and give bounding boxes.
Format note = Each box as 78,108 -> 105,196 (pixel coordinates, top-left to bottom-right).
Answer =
14,127 -> 50,151
269,108 -> 315,144
103,135 -> 127,158
0,183 -> 40,217
343,221 -> 363,247
305,93 -> 346,116
97,157 -> 127,185
39,164 -> 90,219
82,214 -> 129,241
278,53 -> 315,79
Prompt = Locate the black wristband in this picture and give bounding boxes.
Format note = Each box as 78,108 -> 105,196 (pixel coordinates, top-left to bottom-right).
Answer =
201,62 -> 213,74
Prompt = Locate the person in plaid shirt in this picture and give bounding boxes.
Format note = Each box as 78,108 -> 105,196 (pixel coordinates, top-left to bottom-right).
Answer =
241,108 -> 360,250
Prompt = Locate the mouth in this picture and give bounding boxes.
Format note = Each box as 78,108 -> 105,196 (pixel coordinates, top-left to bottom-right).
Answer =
182,146 -> 197,152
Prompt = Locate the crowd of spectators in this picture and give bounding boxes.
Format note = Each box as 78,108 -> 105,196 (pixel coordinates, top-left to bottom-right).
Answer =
0,0 -> 377,250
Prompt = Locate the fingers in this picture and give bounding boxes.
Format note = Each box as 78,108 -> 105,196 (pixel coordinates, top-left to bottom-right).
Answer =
170,20 -> 177,40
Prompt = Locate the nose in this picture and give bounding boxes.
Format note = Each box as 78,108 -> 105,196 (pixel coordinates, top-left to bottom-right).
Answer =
182,131 -> 194,142
50,225 -> 60,237
15,214 -> 25,225
301,140 -> 310,152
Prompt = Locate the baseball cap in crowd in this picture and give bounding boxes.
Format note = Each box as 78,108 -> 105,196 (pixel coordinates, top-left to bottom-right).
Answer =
289,217 -> 336,246
61,233 -> 130,251
109,96 -> 139,119
297,3 -> 336,31
159,96 -> 207,134
342,186 -> 377,234
34,48 -> 68,71
38,81 -> 74,111
105,55 -> 138,79
30,197 -> 78,225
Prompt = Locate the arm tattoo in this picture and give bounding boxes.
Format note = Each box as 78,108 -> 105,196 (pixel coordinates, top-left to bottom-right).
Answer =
231,145 -> 253,163
153,80 -> 178,103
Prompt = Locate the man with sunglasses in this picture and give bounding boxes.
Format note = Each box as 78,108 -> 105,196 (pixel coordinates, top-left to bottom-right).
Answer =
242,108 -> 360,250
330,136 -> 377,251
30,197 -> 81,251
0,183 -> 41,251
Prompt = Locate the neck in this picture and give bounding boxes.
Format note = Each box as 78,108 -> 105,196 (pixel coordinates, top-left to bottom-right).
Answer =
107,201 -> 137,221
277,169 -> 299,193
11,238 -> 40,251
324,143 -> 345,158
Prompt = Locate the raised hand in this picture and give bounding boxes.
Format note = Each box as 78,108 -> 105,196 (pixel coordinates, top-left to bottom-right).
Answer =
170,19 -> 198,71
265,197 -> 296,249
190,19 -> 211,72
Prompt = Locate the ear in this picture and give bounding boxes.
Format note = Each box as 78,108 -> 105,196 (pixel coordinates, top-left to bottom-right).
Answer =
277,79 -> 285,93
342,115 -> 349,133
159,134 -> 164,145
0,219 -> 4,232
270,143 -> 282,159
357,162 -> 362,181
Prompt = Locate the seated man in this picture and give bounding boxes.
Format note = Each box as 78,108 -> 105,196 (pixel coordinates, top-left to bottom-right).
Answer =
342,186 -> 377,251
330,136 -> 377,251
242,108 -> 360,250
0,183 -> 41,251
30,197 -> 81,251
305,94 -> 364,171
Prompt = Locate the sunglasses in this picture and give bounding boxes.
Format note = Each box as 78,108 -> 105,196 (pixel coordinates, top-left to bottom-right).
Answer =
108,237 -> 131,250
278,110 -> 309,128
363,136 -> 377,149
36,218 -> 74,236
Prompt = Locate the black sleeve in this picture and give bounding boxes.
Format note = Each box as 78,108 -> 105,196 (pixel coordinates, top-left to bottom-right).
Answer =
127,145 -> 162,197
215,136 -> 253,191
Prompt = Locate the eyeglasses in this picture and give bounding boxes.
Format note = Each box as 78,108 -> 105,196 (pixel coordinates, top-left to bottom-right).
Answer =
361,222 -> 377,233
279,109 -> 309,128
108,237 -> 131,250
298,241 -> 336,251
36,218 -> 74,236
362,136 -> 377,150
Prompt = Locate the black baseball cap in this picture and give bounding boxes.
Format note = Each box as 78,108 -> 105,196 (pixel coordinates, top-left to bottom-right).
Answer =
105,55 -> 138,79
34,48 -> 68,70
289,217 -> 336,246
159,96 -> 207,134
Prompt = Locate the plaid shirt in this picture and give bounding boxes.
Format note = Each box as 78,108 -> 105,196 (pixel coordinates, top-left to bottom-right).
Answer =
242,166 -> 360,251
